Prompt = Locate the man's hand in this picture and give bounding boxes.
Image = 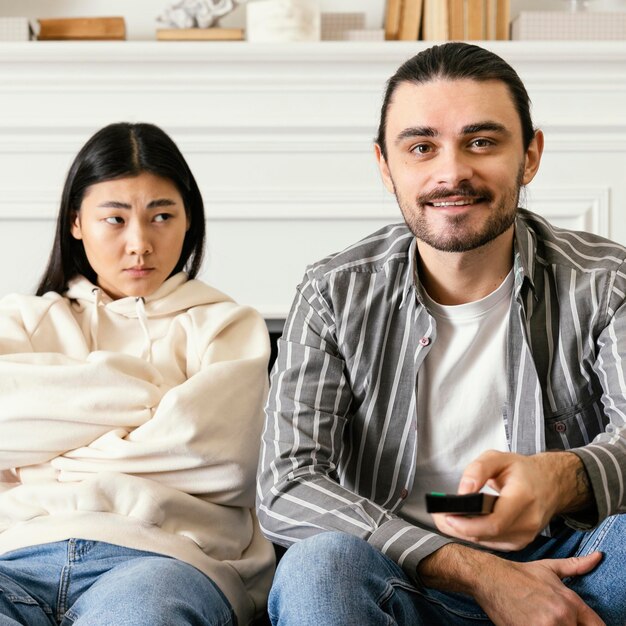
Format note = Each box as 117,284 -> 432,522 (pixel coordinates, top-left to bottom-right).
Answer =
432,450 -> 593,550
418,544 -> 605,626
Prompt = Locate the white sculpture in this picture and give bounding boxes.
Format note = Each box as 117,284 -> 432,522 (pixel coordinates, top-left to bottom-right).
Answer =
158,0 -> 237,29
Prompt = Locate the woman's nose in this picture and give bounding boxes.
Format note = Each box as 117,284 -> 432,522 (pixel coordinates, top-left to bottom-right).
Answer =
126,224 -> 152,256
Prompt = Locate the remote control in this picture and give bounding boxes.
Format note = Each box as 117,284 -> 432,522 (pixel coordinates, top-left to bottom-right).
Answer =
425,492 -> 498,515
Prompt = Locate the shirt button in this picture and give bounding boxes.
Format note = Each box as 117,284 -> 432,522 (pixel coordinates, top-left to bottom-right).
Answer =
555,423 -> 566,433
419,336 -> 430,346
400,488 -> 409,499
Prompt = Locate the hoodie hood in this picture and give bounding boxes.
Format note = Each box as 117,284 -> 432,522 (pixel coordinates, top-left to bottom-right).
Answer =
65,272 -> 233,318
64,272 -> 236,361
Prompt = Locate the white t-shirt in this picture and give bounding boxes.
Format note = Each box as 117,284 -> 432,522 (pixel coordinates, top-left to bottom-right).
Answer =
400,270 -> 513,528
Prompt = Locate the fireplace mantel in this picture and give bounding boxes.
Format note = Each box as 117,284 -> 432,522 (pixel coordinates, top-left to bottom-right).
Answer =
1,41 -> 625,316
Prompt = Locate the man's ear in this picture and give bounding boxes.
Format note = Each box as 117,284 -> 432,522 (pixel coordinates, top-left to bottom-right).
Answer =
522,130 -> 544,185
374,143 -> 395,194
70,212 -> 83,240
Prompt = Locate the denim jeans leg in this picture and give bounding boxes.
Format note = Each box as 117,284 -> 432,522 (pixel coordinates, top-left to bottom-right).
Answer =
268,531 -> 490,626
0,542 -> 67,626
564,514 -> 626,626
60,541 -> 235,626
0,573 -> 56,626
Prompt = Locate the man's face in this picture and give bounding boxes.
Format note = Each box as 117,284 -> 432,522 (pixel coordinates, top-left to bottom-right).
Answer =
375,78 -> 542,253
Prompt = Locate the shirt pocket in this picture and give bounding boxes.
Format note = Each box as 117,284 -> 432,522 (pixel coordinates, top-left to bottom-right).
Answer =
544,393 -> 605,451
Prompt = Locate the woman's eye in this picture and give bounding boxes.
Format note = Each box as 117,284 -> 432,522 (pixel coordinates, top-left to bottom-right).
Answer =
154,213 -> 171,223
104,216 -> 124,225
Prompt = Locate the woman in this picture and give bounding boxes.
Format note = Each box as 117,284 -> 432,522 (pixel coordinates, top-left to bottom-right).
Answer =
0,123 -> 274,625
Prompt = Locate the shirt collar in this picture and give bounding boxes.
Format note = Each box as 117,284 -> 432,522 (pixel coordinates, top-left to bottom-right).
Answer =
513,210 -> 538,300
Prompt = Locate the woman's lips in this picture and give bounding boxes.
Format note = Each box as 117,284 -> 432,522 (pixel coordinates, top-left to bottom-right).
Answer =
124,267 -> 154,277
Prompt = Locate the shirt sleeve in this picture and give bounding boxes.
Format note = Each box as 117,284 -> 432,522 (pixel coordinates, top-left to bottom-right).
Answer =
257,276 -> 450,581
568,268 -> 626,527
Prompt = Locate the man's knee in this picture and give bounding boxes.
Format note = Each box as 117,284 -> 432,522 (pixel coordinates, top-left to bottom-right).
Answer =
275,532 -> 373,582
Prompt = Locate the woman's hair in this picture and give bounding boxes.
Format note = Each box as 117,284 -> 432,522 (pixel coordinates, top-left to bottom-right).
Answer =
376,42 -> 536,160
36,122 -> 205,295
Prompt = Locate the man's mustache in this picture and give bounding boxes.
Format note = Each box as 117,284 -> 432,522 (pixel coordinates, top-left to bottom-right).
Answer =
417,184 -> 493,205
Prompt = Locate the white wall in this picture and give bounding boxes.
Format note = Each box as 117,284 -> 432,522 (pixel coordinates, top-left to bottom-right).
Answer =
3,0 -> 625,40
1,40 -> 625,315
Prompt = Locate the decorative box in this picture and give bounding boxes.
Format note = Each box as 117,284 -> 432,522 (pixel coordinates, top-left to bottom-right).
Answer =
512,11 -> 626,40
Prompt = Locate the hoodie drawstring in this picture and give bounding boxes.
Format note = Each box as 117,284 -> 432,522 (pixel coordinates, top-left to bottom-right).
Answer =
89,289 -> 152,362
90,288 -> 101,351
135,297 -> 152,362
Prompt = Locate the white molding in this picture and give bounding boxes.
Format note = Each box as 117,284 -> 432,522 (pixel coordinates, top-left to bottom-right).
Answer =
2,126 -> 626,155
0,128 -> 373,154
1,40 -> 624,308
0,188 -> 398,221
1,187 -> 610,234
524,187 -> 610,237
2,42 -> 626,93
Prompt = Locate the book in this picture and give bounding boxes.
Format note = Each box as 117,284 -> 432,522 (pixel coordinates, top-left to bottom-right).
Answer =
384,0 -> 404,40
465,0 -> 485,40
496,0 -> 510,40
422,0 -> 449,40
37,17 -> 126,41
156,28 -> 244,41
486,0 -> 497,40
448,0 -> 465,40
398,0 -> 423,40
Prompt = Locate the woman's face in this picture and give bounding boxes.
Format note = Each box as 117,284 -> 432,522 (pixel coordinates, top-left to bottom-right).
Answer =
71,172 -> 189,300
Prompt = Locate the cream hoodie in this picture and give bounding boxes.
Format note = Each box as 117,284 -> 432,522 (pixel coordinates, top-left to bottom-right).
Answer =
0,272 -> 274,624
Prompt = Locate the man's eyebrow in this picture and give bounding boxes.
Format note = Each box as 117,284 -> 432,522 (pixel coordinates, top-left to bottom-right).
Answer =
394,122 -> 511,146
394,126 -> 438,145
461,122 -> 510,136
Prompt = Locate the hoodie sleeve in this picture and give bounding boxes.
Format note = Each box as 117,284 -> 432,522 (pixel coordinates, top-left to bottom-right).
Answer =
0,293 -> 165,470
0,351 -> 163,470
51,304 -> 270,508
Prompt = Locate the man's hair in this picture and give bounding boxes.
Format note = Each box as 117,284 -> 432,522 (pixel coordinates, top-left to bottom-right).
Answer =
376,42 -> 536,160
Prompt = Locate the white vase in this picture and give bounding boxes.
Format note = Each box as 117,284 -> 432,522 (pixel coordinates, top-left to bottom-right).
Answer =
246,0 -> 321,41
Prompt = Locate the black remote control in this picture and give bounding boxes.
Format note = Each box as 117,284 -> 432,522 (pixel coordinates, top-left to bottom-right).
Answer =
425,492 -> 498,515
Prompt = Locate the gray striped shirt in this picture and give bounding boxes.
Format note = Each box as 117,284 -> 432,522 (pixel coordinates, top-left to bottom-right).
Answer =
257,208 -> 626,579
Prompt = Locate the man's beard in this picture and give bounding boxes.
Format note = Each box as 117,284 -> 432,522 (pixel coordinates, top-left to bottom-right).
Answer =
395,167 -> 524,253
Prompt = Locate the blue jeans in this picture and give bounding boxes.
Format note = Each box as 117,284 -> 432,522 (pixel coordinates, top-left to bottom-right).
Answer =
0,539 -> 235,626
269,515 -> 625,625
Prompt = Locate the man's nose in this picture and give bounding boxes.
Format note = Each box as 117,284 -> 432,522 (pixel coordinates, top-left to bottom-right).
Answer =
435,149 -> 473,188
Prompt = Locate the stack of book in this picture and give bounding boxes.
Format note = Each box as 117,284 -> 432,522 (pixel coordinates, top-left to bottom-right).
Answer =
385,0 -> 510,41
36,17 -> 126,40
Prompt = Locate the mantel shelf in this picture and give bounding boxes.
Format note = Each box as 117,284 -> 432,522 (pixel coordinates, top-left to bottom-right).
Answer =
2,40 -> 626,64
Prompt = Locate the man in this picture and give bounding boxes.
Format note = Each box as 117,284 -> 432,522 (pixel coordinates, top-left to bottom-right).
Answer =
257,42 -> 626,625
